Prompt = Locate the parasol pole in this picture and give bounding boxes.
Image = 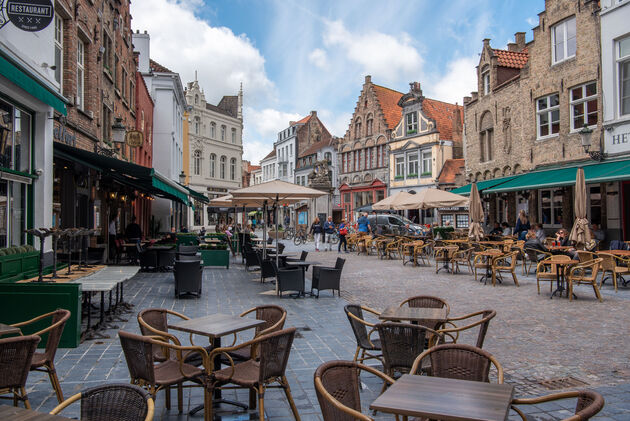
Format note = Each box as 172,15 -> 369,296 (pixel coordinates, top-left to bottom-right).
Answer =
262,200 -> 267,260
275,194 -> 280,294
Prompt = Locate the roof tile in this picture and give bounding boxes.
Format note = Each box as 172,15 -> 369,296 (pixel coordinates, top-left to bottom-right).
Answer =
149,59 -> 174,73
422,99 -> 463,141
372,85 -> 403,130
493,48 -> 529,69
437,158 -> 465,184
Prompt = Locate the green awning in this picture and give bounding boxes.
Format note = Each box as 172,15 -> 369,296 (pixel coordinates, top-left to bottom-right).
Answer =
483,159 -> 630,194
450,175 -> 518,196
183,185 -> 209,204
0,50 -> 67,115
152,175 -> 189,205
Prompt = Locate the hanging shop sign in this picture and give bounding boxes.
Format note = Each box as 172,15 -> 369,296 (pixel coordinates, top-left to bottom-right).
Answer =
125,130 -> 144,147
3,0 -> 54,32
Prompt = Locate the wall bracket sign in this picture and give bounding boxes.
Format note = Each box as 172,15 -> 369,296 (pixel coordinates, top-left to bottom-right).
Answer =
0,0 -> 54,32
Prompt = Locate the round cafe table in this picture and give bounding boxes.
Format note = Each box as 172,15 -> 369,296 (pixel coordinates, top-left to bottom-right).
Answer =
547,257 -> 579,299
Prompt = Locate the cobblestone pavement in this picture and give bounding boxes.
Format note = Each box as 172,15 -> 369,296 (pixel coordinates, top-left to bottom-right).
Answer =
20,237 -> 630,420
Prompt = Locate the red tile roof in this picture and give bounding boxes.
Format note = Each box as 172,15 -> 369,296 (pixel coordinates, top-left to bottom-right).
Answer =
422,98 -> 463,141
437,159 -> 465,185
149,59 -> 174,73
293,115 -> 311,125
493,48 -> 528,69
372,84 -> 403,130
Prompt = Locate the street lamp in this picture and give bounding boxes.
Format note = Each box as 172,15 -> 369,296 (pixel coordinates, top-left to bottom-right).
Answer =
179,171 -> 186,185
111,117 -> 126,143
579,124 -> 602,161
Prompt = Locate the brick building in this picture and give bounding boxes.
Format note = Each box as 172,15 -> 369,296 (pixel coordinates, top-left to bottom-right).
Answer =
132,70 -> 154,235
338,75 -> 400,220
457,0 -> 616,238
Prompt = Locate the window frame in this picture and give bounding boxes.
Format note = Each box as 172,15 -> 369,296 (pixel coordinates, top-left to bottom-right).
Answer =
421,150 -> 432,176
539,188 -> 564,228
220,155 -> 226,179
406,112 -> 418,135
209,153 -> 216,178
536,93 -> 560,140
481,65 -> 490,95
220,125 -> 226,141
551,16 -> 576,65
76,39 -> 85,110
231,128 -> 236,144
618,36 -> 630,116
54,15 -> 63,89
230,157 -> 236,180
407,153 -> 418,177
193,150 -> 202,176
210,122 -> 216,138
569,82 -> 598,132
395,155 -> 405,178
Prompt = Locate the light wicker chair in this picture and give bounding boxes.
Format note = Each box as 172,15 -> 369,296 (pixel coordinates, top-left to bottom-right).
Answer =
50,383 -> 155,421
384,239 -> 403,260
10,309 -> 70,403
227,304 -> 286,361
314,360 -> 396,421
597,252 -> 629,292
536,255 -> 571,295
435,246 -> 458,273
436,309 -> 496,349
451,247 -> 474,274
567,258 -> 604,302
491,251 -> 520,287
577,250 -> 597,263
0,335 -> 40,408
399,295 -> 450,330
401,241 -> 420,266
344,304 -> 382,365
510,390 -> 604,420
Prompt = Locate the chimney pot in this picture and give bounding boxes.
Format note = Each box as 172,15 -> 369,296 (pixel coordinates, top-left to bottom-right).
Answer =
311,110 -> 317,117
515,32 -> 526,49
365,75 -> 371,83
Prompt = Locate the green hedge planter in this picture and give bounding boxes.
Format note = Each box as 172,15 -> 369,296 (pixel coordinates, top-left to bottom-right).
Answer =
176,234 -> 199,246
0,250 -> 39,280
199,249 -> 230,268
0,282 -> 81,348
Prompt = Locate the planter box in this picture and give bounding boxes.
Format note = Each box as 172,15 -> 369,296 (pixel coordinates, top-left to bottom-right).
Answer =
269,231 -> 285,239
176,234 -> 199,246
0,282 -> 81,348
0,251 -> 40,280
199,249 -> 230,268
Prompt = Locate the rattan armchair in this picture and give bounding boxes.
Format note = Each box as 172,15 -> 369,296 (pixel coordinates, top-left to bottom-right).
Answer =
436,309 -> 496,349
311,258 -> 345,297
597,252 -> 629,292
536,255 -> 571,295
523,247 -> 552,275
399,295 -> 450,330
0,335 -> 40,408
344,304 -> 382,365
10,309 -> 70,403
510,390 -> 604,420
227,304 -> 287,361
491,251 -> 520,287
384,239 -> 403,260
567,258 -> 604,302
435,246 -> 458,273
314,360 -> 397,421
577,250 -> 597,263
451,247 -> 474,274
410,343 -> 504,384
401,241 -> 418,266
50,383 -> 155,421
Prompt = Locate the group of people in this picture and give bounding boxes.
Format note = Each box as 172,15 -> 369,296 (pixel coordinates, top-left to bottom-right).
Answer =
309,216 -> 351,253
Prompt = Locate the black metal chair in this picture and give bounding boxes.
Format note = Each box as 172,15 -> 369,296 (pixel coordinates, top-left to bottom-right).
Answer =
173,260 -> 202,298
158,249 -> 176,271
277,242 -> 286,255
271,260 -> 304,297
311,258 -> 345,297
256,250 -> 276,283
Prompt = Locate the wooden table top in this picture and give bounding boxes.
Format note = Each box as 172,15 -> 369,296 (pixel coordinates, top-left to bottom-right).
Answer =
603,249 -> 630,257
379,306 -> 448,323
0,405 -> 75,420
0,323 -> 21,336
474,250 -> 504,257
546,257 -> 579,265
169,313 -> 265,338
548,245 -> 572,250
370,374 -> 514,421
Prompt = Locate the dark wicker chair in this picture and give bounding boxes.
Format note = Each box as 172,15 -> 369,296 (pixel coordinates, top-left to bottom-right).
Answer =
314,360 -> 395,421
50,383 -> 155,421
138,246 -> 158,271
244,247 -> 260,271
510,390 -> 604,420
311,258 -> 345,297
376,322 -> 441,381
227,304 -> 287,361
277,242 -> 286,254
0,335 -> 40,408
205,328 -> 300,421
137,308 -> 212,367
177,245 -> 199,255
437,309 -> 496,348
398,295 -> 450,330
158,250 -> 176,271
173,260 -> 202,298
256,250 -> 276,283
299,250 -> 308,261
271,260 -> 304,297
10,309 -> 71,403
410,343 -> 504,383
118,330 -> 204,413
344,304 -> 382,365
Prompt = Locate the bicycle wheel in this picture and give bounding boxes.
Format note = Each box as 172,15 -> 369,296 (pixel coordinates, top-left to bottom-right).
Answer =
285,229 -> 294,240
293,236 -> 303,246
330,233 -> 339,244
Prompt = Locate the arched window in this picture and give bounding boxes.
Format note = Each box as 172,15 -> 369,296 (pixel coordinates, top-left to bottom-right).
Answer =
209,153 -> 216,178
194,94 -> 199,105
193,150 -> 202,175
481,65 -> 490,95
210,122 -> 216,139
230,158 -> 236,180
354,117 -> 362,139
194,116 -> 200,135
221,125 -> 226,141
479,111 -> 493,162
220,155 -> 226,179
366,113 -> 373,136
231,128 -> 236,144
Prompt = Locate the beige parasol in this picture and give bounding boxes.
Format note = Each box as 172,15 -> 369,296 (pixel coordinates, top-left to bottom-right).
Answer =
397,188 -> 469,210
372,191 -> 415,210
569,168 -> 591,249
468,183 -> 484,241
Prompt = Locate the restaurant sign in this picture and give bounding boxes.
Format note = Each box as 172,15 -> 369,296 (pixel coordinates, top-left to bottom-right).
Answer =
3,0 -> 54,32
125,130 -> 144,147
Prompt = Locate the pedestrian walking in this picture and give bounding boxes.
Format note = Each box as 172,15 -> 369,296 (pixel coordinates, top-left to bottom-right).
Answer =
323,216 -> 335,251
310,217 -> 322,251
338,219 -> 349,253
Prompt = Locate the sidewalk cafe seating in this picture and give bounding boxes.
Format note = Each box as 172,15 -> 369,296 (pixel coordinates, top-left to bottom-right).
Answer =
536,255 -> 571,295
523,248 -> 552,275
50,383 -> 155,421
491,251 -> 520,287
510,390 -> 604,420
311,258 -> 345,298
577,250 -> 597,263
270,260 -> 304,297
174,260 -> 202,298
435,309 -> 496,349
399,295 -> 450,330
0,335 -> 40,408
344,304 -> 382,365
243,246 -> 260,271
10,309 -> 70,403
384,238 -> 403,260
451,247 -> 474,274
597,252 -> 629,292
138,245 -> 158,271
435,245 -> 458,273
567,258 -> 604,302
256,251 -> 275,283
227,304 -> 286,361
314,360 -> 395,421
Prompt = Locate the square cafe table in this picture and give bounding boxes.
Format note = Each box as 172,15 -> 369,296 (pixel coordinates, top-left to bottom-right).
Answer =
0,404 -> 75,420
379,306 -> 448,326
370,374 -> 514,421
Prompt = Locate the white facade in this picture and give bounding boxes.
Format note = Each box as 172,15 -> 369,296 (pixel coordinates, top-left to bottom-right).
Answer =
134,32 -> 186,231
275,126 -> 297,182
261,153 -> 276,182
250,168 -> 262,185
601,0 -> 630,156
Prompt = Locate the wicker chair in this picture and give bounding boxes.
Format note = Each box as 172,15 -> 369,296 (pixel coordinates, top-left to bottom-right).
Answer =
256,251 -> 276,284
523,247 -> 552,275
0,335 -> 40,408
50,383 -> 155,421
451,247 -> 473,274
271,260 -> 304,297
311,258 -> 345,297
413,242 -> 431,266
227,304 -> 287,361
410,343 -> 504,384
491,251 -> 520,287
577,250 -> 597,263
204,328 -> 300,421
597,252 -> 629,292
536,255 -> 571,295
436,310 -> 496,349
173,260 -> 202,298
10,309 -> 70,403
384,239 -> 402,260
244,248 -> 260,271
510,390 -> 604,420
344,304 -> 382,365
435,246 -> 458,273
401,241 -> 418,266
399,296 -> 450,330
118,330 -> 204,413
567,258 -> 604,302
314,360 -> 396,421
137,308 -> 211,367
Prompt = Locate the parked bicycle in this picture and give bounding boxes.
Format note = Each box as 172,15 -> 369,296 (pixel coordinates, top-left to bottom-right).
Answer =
293,228 -> 309,246
284,226 -> 295,240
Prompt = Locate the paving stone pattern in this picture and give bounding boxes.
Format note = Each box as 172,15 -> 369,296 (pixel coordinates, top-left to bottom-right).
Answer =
22,238 -> 630,420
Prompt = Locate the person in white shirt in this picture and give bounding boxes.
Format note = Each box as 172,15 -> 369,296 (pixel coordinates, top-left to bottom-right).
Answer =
108,216 -> 117,263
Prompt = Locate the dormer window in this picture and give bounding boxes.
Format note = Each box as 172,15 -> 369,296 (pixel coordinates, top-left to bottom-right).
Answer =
481,65 -> 490,95
406,112 -> 418,135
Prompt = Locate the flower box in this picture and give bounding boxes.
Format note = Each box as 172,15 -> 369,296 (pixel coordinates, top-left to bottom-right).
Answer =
421,172 -> 432,177
394,176 -> 404,180
407,173 -> 418,178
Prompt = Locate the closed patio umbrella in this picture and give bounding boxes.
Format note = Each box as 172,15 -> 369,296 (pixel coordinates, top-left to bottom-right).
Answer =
569,168 -> 591,249
397,188 -> 468,210
468,183 -> 484,241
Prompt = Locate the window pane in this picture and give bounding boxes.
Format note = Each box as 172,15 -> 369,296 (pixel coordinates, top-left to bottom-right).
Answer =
554,40 -> 564,62
621,61 -> 630,115
567,18 -> 576,57
14,109 -> 30,173
537,97 -> 547,110
620,37 -> 630,58
567,37 -> 576,58
571,87 -> 582,101
9,182 -> 26,246
0,100 -> 13,168
586,83 -> 597,97
550,94 -> 559,107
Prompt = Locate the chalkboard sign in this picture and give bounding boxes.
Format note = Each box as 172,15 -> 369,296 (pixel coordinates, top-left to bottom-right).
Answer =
6,0 -> 54,32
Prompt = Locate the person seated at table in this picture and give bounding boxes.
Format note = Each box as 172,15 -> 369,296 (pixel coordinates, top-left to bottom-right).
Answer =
489,222 -> 502,235
524,230 -> 548,254
534,223 -> 546,243
199,226 -> 206,237
555,229 -> 570,246
125,216 -> 142,244
591,223 -> 605,246
501,222 -> 512,236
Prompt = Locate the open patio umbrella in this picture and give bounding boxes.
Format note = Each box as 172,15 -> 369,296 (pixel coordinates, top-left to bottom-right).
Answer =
397,188 -> 469,210
468,183 -> 484,241
569,167 -> 591,249
209,194 -> 265,257
372,191 -> 415,210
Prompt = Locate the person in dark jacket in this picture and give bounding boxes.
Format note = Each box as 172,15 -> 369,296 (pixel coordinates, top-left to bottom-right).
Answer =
323,216 -> 336,251
338,219 -> 349,253
125,216 -> 142,243
310,217 -> 322,251
515,210 -> 531,241
524,230 -> 548,254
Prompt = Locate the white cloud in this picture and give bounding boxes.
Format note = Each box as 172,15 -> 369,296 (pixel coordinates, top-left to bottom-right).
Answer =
426,56 -> 478,104
526,16 -> 538,26
308,48 -> 329,69
131,0 -> 274,107
242,107 -> 302,164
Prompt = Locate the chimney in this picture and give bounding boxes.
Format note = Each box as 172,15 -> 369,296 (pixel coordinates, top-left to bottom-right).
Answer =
463,96 -> 472,105
310,110 -> 317,118
409,81 -> 422,95
507,43 -> 518,52
515,32 -> 526,50
451,105 -> 462,142
365,75 -> 371,84
132,31 -> 151,73
482,38 -> 491,49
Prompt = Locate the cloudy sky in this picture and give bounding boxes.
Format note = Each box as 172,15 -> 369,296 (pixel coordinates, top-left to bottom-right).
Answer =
131,0 -> 543,164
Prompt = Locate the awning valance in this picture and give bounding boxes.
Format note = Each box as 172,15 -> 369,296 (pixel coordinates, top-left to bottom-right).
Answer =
184,186 -> 209,204
450,175 -> 517,196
